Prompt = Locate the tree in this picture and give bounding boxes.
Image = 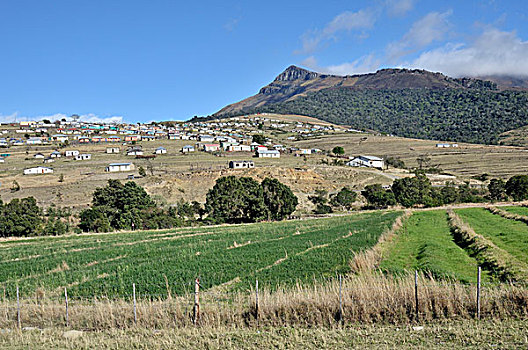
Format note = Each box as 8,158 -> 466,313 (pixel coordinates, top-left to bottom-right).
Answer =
0,197 -> 44,237
488,178 -> 507,201
58,174 -> 64,183
330,187 -> 357,210
138,166 -> 146,177
392,174 -> 434,207
332,146 -> 345,156
385,156 -> 406,169
252,134 -> 266,145
11,180 -> 20,192
205,176 -> 268,224
261,178 -> 298,220
361,184 -> 396,209
506,175 -> 528,201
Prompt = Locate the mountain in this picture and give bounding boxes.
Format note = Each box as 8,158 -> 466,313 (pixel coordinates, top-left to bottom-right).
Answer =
216,65 -> 497,116
213,65 -> 528,145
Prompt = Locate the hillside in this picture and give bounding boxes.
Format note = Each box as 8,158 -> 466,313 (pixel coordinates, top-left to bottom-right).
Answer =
217,66 -> 497,115
215,66 -> 528,144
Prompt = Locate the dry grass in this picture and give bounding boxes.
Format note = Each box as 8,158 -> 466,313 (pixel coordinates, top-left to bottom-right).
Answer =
1,273 -> 527,331
350,210 -> 412,273
486,205 -> 528,225
446,210 -> 528,281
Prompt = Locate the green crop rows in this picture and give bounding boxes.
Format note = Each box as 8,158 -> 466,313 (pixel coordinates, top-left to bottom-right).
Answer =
380,210 -> 485,283
454,208 -> 528,267
502,206 -> 528,217
0,211 -> 401,299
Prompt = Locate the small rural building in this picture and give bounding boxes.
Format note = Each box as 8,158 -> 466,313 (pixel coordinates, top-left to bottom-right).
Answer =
51,134 -> 69,142
203,144 -> 220,152
74,153 -> 92,161
50,151 -> 62,158
64,150 -> 80,157
181,145 -> 195,153
78,137 -> 91,143
257,149 -> 280,158
347,155 -> 384,169
127,147 -> 143,156
228,144 -> 252,152
154,147 -> 167,154
26,137 -> 43,145
107,136 -> 121,142
34,153 -> 45,159
24,166 -> 53,175
229,160 -> 255,169
199,135 -> 215,142
0,157 -> 5,163
106,147 -> 120,154
43,157 -> 55,163
106,162 -> 134,172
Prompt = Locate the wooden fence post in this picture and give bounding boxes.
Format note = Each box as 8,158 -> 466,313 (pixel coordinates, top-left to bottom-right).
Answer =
16,285 -> 20,329
414,271 -> 419,321
339,275 -> 343,324
64,288 -> 69,327
193,278 -> 200,325
255,279 -> 259,327
133,283 -> 137,324
477,266 -> 481,320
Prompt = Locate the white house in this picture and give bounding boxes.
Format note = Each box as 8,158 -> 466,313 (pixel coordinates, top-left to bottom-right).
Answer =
51,134 -> 69,142
26,137 -> 43,145
64,150 -> 80,157
198,135 -> 215,142
74,153 -> 92,161
127,148 -> 143,156
106,147 -> 120,154
154,147 -> 167,155
24,166 -> 54,175
229,160 -> 254,169
0,157 -> 5,163
43,157 -> 55,163
347,155 -> 384,169
181,145 -> 195,153
203,144 -> 220,152
228,144 -> 252,152
106,162 -> 134,172
50,151 -> 62,158
34,153 -> 45,159
257,149 -> 280,158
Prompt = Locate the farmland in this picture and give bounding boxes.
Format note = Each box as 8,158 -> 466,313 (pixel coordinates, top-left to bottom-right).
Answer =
379,210 -> 486,283
0,211 -> 401,298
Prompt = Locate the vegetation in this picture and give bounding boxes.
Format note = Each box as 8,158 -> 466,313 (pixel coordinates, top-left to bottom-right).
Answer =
0,197 -> 43,237
505,175 -> 528,201
331,146 -> 344,155
380,211 -> 485,283
0,211 -> 400,298
329,187 -> 357,210
237,88 -> 528,144
361,184 -> 396,209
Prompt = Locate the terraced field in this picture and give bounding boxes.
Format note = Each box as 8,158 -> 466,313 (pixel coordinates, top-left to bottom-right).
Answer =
455,208 -> 528,267
379,210 -> 485,283
502,205 -> 528,217
0,211 -> 401,298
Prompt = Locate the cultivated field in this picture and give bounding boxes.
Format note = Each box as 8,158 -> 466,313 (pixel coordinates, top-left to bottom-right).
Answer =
0,211 -> 401,298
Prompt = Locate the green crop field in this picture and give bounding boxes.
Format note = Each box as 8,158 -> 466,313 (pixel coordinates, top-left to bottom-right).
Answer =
0,211 -> 401,298
502,205 -> 528,217
379,210 -> 484,283
455,208 -> 528,267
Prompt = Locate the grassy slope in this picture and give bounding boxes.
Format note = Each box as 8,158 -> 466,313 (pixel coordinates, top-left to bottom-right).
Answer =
0,212 -> 400,298
380,210 -> 484,283
455,208 -> 528,266
502,206 -> 528,217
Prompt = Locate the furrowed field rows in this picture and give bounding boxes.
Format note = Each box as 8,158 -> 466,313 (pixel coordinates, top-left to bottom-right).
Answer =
454,208 -> 528,267
502,205 -> 528,217
380,210 -> 485,283
0,212 -> 401,298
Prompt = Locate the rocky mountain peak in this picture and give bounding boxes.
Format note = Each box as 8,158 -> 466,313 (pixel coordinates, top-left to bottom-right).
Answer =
274,65 -> 319,82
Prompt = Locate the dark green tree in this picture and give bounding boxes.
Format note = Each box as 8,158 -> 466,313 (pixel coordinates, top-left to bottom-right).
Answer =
332,146 -> 345,156
392,174 -> 433,207
506,175 -> 528,201
261,177 -> 298,220
252,134 -> 266,145
361,184 -> 396,209
330,187 -> 357,210
488,178 -> 507,201
0,197 -> 44,237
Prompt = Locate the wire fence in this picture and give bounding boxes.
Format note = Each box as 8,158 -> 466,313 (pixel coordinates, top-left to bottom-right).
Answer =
1,269 -> 528,330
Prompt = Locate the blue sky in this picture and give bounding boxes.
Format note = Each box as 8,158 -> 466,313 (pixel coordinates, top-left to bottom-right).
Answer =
0,0 -> 527,123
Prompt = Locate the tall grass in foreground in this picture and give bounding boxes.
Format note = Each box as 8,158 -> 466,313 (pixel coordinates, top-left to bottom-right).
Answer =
0,273 -> 526,330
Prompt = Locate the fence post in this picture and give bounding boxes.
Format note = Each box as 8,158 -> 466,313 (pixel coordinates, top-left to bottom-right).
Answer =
193,278 -> 200,325
64,288 -> 69,327
16,285 -> 20,330
414,270 -> 419,321
133,283 -> 137,324
477,266 -> 481,320
339,275 -> 343,324
255,279 -> 259,327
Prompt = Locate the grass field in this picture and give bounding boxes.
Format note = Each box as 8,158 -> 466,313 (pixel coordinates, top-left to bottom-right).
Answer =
379,210 -> 485,283
502,205 -> 528,217
454,208 -> 528,267
0,211 -> 401,298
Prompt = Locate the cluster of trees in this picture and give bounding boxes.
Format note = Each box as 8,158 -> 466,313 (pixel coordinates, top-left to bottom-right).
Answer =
362,174 -> 528,209
205,176 -> 298,223
236,88 -> 528,145
308,187 -> 357,214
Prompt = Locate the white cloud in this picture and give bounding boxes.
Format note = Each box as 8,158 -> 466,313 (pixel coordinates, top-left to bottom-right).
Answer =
300,55 -> 380,75
407,28 -> 528,77
0,113 -> 124,124
297,8 -> 377,54
387,10 -> 452,61
386,0 -> 415,17
0,112 -> 19,123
